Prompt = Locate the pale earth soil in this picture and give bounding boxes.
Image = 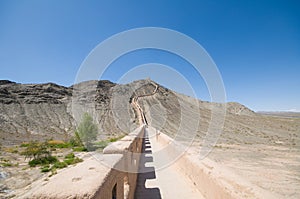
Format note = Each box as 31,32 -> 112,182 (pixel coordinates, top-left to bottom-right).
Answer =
204,143 -> 300,198
1,113 -> 298,199
0,148 -> 89,198
191,113 -> 300,198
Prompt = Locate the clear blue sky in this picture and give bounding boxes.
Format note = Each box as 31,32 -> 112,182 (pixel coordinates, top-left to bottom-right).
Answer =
0,0 -> 299,112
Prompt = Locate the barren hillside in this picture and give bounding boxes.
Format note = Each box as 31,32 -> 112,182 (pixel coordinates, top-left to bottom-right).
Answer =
0,79 -> 299,148
0,79 -> 299,198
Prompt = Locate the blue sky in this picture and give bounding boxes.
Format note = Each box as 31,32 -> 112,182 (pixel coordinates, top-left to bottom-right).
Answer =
0,0 -> 299,111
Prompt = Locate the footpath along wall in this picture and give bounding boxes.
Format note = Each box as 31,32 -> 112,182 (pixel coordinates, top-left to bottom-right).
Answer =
25,125 -> 145,199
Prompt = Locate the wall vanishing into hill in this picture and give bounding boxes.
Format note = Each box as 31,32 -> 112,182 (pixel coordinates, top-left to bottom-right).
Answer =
2,79 -> 296,148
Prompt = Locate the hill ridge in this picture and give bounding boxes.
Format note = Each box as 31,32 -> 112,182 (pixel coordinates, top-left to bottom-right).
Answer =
0,79 -> 254,145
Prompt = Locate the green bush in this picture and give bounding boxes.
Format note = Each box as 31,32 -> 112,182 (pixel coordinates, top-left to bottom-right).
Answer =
50,167 -> 57,176
64,157 -> 83,165
64,153 -> 75,159
69,131 -> 83,147
29,159 -> 41,167
77,113 -> 98,149
28,156 -> 58,167
94,140 -> 109,149
21,141 -> 51,160
109,137 -> 118,142
53,161 -> 67,169
73,147 -> 87,152
1,162 -> 12,167
41,165 -> 50,173
94,135 -> 125,150
63,158 -> 73,165
50,143 -> 70,148
47,140 -> 71,149
12,149 -> 18,153
74,157 -> 83,164
21,140 -> 85,174
20,142 -> 30,147
63,153 -> 83,165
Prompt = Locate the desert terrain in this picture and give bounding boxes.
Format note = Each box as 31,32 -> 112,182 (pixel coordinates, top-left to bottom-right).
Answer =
0,79 -> 299,198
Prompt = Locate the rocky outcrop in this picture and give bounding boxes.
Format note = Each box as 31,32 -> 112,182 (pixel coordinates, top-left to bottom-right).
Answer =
0,80 -> 118,145
0,81 -> 73,145
0,79 -> 160,145
0,80 -> 71,104
226,102 -> 255,115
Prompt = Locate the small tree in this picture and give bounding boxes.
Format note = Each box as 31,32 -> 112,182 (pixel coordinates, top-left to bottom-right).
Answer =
22,141 -> 51,160
69,130 -> 83,147
77,113 -> 98,150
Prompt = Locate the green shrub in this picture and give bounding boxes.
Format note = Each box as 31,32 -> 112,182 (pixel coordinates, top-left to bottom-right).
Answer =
94,140 -> 109,149
94,135 -> 125,150
77,113 -> 98,149
69,132 -> 83,147
64,153 -> 83,165
4,147 -> 19,154
21,141 -> 51,160
48,156 -> 58,162
20,142 -> 30,147
28,159 -> 40,167
73,147 -> 87,152
63,158 -> 73,165
41,165 -> 50,173
12,149 -> 18,153
50,167 -> 57,176
1,162 -> 12,167
109,137 -> 118,142
28,156 -> 58,167
53,161 -> 67,169
74,157 -> 83,164
48,140 -> 71,148
108,135 -> 125,143
0,158 -> 9,162
64,153 -> 75,159
64,157 -> 83,165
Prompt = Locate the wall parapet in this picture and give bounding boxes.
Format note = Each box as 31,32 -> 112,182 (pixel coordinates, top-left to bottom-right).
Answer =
155,129 -> 279,199
24,125 -> 145,199
103,125 -> 144,154
103,125 -> 145,199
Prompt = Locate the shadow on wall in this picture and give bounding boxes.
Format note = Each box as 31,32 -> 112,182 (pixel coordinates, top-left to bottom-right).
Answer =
134,136 -> 162,199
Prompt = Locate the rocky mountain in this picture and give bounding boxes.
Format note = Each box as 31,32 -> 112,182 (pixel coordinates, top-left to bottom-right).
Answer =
0,79 -> 299,149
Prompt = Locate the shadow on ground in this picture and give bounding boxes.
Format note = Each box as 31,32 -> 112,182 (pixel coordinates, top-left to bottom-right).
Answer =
134,136 -> 162,199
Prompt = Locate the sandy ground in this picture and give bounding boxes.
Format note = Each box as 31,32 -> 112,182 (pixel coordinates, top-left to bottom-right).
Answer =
0,147 -> 89,198
204,143 -> 300,198
188,112 -> 300,198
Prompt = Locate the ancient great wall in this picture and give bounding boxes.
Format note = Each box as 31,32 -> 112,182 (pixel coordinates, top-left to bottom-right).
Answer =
26,125 -> 277,199
24,81 -> 278,199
